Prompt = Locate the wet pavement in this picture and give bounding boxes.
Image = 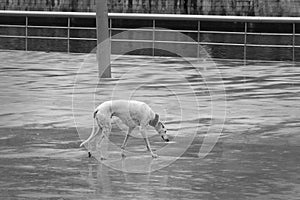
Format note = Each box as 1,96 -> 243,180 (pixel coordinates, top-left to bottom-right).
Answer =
0,50 -> 299,199
0,128 -> 299,199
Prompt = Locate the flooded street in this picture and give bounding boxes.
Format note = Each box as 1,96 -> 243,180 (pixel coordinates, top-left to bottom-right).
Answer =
0,50 -> 299,199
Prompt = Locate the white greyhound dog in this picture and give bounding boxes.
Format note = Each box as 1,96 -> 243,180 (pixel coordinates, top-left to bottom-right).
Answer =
80,100 -> 169,158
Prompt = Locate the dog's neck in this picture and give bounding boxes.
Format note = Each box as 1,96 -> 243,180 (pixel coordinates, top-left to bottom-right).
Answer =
149,113 -> 159,127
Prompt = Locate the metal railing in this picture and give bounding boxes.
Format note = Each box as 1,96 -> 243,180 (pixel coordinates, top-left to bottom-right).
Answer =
0,10 -> 299,61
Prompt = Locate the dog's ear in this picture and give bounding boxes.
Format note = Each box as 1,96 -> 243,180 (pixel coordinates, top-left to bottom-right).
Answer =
149,113 -> 159,127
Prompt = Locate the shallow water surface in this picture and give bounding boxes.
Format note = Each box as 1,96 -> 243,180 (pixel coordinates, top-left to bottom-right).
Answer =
0,50 -> 299,199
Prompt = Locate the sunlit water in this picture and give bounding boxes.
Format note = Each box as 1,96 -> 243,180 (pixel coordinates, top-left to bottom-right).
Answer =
0,50 -> 299,199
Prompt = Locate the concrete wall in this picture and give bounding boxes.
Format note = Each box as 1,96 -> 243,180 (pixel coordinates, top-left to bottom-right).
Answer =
0,0 -> 300,16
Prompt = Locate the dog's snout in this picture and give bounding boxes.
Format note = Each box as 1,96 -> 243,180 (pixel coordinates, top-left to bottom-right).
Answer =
162,136 -> 169,142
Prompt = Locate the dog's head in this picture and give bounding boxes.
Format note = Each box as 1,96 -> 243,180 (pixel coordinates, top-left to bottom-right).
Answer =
150,114 -> 169,142
155,121 -> 169,142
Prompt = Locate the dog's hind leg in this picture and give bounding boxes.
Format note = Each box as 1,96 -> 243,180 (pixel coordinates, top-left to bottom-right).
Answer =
96,125 -> 112,160
87,125 -> 101,157
121,127 -> 134,157
80,114 -> 101,158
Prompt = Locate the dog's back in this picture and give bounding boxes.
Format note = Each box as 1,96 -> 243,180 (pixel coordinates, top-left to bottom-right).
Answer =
95,100 -> 155,127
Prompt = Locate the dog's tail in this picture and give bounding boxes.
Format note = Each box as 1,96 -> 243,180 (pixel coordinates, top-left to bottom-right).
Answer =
79,109 -> 99,147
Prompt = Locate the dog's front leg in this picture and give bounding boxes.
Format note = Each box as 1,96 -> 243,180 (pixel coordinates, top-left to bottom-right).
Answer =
140,127 -> 158,158
121,127 -> 134,157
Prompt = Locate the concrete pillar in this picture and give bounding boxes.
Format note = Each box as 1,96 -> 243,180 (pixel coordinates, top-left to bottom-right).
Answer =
96,0 -> 111,78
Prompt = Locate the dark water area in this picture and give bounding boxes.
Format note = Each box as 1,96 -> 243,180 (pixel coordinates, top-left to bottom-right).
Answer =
0,50 -> 299,199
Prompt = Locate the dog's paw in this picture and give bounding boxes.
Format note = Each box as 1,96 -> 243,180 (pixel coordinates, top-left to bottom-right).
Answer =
121,149 -> 126,158
151,153 -> 158,158
100,157 -> 107,160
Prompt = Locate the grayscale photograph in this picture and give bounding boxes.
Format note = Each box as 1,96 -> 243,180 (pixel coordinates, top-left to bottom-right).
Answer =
0,0 -> 299,199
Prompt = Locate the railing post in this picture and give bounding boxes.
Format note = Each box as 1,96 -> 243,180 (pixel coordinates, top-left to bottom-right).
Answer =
152,19 -> 155,56
109,18 -> 112,39
67,17 -> 70,53
197,20 -> 200,59
244,22 -> 247,61
292,23 -> 295,62
25,16 -> 28,51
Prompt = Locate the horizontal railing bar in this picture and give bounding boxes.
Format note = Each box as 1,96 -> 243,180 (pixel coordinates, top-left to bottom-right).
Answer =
200,30 -> 245,35
200,30 -> 293,36
246,32 -> 293,36
246,44 -> 294,48
70,27 -> 96,30
111,39 -> 153,43
154,29 -> 198,33
29,36 -> 97,41
200,42 -> 293,48
200,42 -> 244,46
111,28 -> 175,32
0,10 -> 96,18
27,36 -> 66,40
111,28 -> 199,33
112,39 -> 198,45
69,37 -> 97,41
1,11 -> 300,23
108,13 -> 300,23
27,25 -> 68,29
27,25 -> 96,30
0,35 -> 96,40
155,40 -> 198,44
0,24 -> 26,28
0,35 -> 25,38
